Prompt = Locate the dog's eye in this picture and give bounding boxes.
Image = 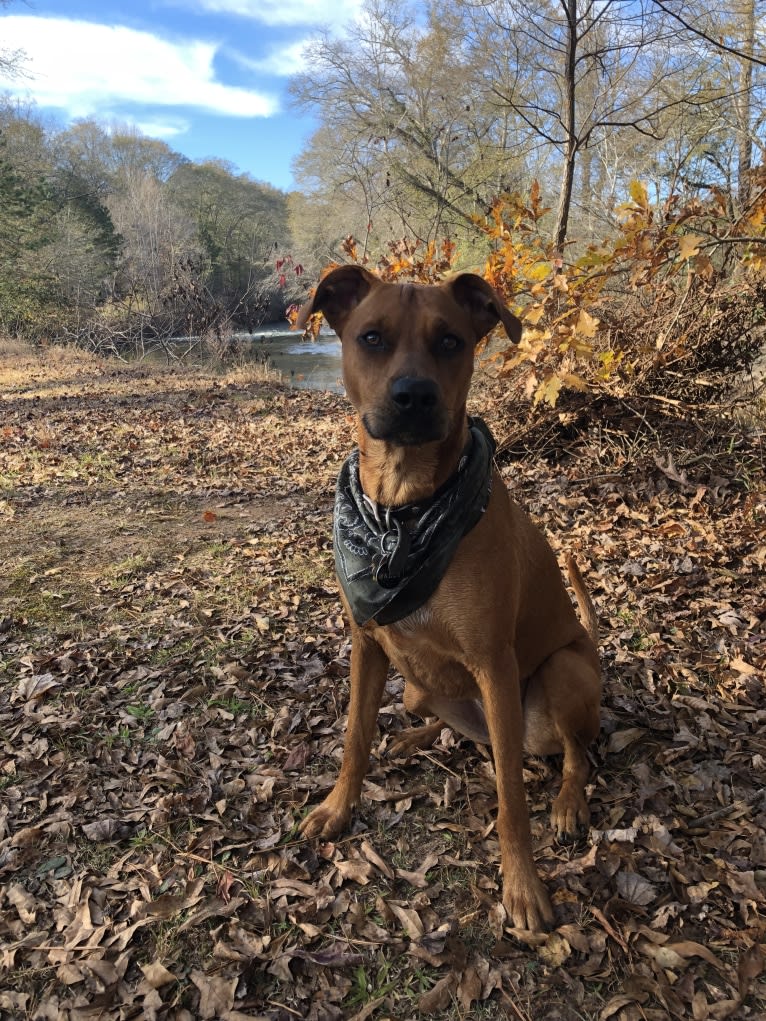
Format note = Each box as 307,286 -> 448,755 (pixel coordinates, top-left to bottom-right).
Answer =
439,334 -> 463,353
359,330 -> 383,349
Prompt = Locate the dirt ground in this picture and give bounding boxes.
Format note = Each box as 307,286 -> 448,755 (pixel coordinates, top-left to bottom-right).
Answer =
1,339 -> 765,1019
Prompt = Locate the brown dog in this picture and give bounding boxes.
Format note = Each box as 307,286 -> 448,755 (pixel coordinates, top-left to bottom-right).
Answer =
296,266 -> 601,932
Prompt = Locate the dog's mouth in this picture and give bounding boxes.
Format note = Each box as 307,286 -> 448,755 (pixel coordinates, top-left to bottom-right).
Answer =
362,406 -> 449,447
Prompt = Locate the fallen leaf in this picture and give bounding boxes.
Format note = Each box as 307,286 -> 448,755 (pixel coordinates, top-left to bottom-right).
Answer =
140,961 -> 176,989
190,970 -> 236,1019
457,965 -> 482,1010
6,885 -> 36,924
335,858 -> 373,885
81,819 -> 121,841
360,839 -> 394,879
387,901 -> 424,939
538,932 -> 572,967
738,942 -> 764,999
418,973 -> 456,1013
616,870 -> 658,906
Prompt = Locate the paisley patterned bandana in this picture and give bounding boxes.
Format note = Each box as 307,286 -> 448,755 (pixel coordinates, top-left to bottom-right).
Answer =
333,417 -> 496,626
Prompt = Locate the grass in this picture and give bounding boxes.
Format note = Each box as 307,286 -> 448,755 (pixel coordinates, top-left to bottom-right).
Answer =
67,837 -> 124,874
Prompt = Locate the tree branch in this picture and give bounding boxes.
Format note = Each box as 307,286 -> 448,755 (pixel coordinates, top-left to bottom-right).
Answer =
650,0 -> 766,67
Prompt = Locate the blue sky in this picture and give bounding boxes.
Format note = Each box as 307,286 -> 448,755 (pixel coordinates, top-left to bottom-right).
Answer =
0,0 -> 364,191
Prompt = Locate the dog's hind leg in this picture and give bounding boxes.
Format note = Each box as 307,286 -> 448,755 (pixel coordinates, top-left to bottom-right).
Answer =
523,638 -> 601,840
389,681 -> 490,757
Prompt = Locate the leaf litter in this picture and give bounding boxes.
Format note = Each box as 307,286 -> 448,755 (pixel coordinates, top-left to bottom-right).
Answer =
0,345 -> 764,1019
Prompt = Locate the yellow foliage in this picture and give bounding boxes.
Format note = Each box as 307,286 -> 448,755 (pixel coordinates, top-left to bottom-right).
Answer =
535,374 -> 563,407
523,304 -> 546,326
678,234 -> 704,260
575,309 -> 599,337
561,372 -> 589,392
629,179 -> 650,209
336,167 -> 766,408
526,261 -> 553,282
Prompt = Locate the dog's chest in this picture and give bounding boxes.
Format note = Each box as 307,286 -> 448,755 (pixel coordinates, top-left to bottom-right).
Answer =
393,605 -> 434,633
376,609 -> 480,699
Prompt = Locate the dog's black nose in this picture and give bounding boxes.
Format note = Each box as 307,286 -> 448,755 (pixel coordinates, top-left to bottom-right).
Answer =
390,376 -> 438,412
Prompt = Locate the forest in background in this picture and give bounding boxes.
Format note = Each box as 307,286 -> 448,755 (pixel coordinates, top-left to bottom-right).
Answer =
1,0 -> 765,392
0,106 -> 293,353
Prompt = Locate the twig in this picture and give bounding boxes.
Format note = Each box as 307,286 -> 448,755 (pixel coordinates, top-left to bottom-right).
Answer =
415,749 -> 463,779
589,906 -> 629,952
155,833 -> 235,873
641,392 -> 721,411
267,1000 -> 303,1018
500,985 -> 533,1021
680,803 -> 745,831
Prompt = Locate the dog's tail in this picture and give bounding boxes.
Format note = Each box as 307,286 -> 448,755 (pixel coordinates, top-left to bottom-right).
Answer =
566,553 -> 599,646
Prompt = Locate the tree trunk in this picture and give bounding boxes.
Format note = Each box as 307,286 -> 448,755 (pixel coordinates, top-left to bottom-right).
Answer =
735,0 -> 755,211
554,0 -> 579,250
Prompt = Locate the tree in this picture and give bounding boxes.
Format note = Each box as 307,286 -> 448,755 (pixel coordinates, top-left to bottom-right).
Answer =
0,92 -> 295,341
290,0 -> 766,255
169,160 -> 290,324
0,0 -> 28,81
685,0 -> 764,211
56,121 -> 187,200
734,0 -> 757,208
290,0 -> 526,250
0,102 -> 119,335
106,169 -> 194,321
636,1 -> 766,214
460,0 -> 714,248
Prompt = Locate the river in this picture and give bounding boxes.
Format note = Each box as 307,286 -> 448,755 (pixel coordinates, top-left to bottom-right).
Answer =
243,323 -> 343,393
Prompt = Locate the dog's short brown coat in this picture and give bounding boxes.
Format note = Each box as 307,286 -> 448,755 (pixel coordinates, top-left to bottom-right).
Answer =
297,266 -> 601,932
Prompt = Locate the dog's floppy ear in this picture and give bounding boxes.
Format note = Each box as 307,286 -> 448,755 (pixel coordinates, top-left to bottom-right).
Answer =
446,273 -> 522,344
296,265 -> 380,336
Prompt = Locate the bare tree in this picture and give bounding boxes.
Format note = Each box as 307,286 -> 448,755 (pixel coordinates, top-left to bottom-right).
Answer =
650,1 -> 766,212
289,0 -> 747,253
651,0 -> 766,68
0,0 -> 29,81
290,0 -> 527,247
463,0 -> 711,248
735,0 -> 757,209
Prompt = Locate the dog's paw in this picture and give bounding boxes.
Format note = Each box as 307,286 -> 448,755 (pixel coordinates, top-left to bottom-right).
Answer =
299,797 -> 351,841
387,721 -> 444,758
551,789 -> 589,843
502,874 -> 555,933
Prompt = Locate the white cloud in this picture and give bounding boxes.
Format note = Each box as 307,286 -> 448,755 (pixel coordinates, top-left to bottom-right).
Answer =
131,118 -> 191,139
187,0 -> 363,28
0,16 -> 278,119
229,39 -> 312,78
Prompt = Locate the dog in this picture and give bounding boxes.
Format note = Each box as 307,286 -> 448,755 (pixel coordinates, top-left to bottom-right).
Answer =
296,266 -> 601,932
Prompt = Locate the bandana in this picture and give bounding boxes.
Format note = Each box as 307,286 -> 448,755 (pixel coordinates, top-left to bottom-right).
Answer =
333,417 -> 496,626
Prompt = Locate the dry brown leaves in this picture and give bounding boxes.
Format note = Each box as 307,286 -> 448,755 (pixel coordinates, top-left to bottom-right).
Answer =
0,344 -> 764,1019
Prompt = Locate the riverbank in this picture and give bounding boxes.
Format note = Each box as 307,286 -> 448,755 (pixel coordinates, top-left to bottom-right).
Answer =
1,341 -> 764,1019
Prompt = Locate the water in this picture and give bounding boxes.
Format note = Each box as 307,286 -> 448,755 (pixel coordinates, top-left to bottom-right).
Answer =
243,324 -> 343,393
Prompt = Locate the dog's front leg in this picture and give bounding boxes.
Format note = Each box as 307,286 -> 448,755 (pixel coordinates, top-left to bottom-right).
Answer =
300,628 -> 389,840
479,650 -> 555,932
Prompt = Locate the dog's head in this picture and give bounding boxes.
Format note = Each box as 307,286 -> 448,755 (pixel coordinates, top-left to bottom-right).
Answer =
297,266 -> 521,446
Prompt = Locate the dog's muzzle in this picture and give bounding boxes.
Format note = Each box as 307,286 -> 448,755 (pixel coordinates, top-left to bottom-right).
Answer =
363,376 -> 448,445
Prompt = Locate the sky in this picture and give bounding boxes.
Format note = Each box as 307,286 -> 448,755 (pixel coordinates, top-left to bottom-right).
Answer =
0,0 -> 364,191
